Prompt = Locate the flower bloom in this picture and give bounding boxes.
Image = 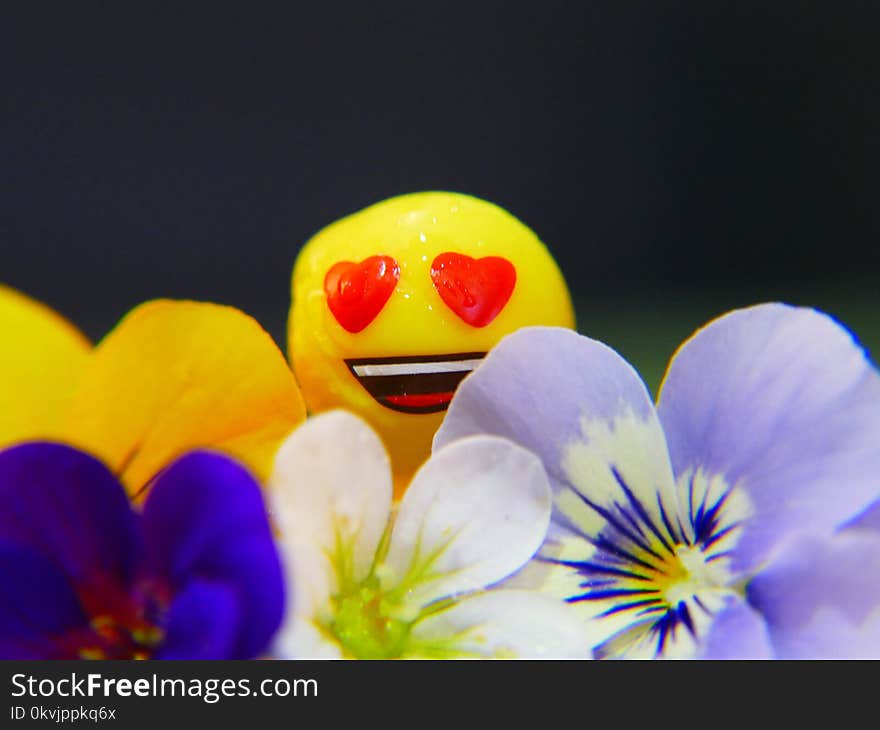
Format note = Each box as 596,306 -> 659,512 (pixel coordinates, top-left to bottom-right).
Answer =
0,286 -> 306,497
269,410 -> 589,659
435,303 -> 880,658
0,443 -> 284,659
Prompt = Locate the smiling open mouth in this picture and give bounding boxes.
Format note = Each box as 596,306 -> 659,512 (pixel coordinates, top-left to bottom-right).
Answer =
344,352 -> 486,414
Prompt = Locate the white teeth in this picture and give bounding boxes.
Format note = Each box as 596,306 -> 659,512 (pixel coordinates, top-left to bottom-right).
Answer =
351,358 -> 484,378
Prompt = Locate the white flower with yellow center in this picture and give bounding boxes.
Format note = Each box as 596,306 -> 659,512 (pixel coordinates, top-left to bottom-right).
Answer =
268,410 -> 590,659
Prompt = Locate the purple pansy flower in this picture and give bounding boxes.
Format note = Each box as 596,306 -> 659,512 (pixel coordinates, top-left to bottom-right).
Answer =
0,442 -> 285,659
435,303 -> 880,658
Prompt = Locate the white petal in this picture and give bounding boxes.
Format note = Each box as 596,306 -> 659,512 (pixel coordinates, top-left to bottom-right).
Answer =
383,435 -> 551,610
410,590 -> 591,658
554,403 -> 678,552
268,411 -> 392,637
271,612 -> 343,659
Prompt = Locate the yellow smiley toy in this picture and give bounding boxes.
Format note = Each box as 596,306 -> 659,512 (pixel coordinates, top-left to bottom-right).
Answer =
288,191 -> 575,496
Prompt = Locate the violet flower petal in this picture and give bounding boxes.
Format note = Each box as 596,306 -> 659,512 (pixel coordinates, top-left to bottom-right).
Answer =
142,451 -> 284,659
0,442 -> 140,598
0,541 -> 89,659
153,579 -> 240,660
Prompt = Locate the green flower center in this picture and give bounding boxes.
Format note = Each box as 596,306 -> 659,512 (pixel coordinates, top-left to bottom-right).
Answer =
319,525 -> 468,659
329,577 -> 411,659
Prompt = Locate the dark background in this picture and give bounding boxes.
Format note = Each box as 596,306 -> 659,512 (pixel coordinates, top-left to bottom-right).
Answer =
2,3 -> 877,391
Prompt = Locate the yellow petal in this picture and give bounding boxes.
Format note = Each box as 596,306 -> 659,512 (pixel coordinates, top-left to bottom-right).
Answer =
62,299 -> 306,496
0,285 -> 91,447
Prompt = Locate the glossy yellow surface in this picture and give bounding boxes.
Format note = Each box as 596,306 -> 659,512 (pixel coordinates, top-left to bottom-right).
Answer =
289,191 -> 575,495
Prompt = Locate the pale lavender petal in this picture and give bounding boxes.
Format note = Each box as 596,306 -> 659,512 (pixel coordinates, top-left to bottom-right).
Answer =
842,499 -> 880,533
658,304 -> 880,574
435,327 -> 657,493
696,594 -> 773,659
436,326 -> 678,559
747,532 -> 880,659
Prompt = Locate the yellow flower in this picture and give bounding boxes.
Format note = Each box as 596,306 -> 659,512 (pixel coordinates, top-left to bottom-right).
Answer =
0,285 -> 306,498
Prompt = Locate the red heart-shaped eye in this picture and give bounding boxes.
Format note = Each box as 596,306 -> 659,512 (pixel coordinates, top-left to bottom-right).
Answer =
324,255 -> 400,333
430,252 -> 516,328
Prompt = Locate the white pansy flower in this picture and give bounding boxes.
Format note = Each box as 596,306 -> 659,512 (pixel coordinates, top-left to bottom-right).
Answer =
269,410 -> 589,659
